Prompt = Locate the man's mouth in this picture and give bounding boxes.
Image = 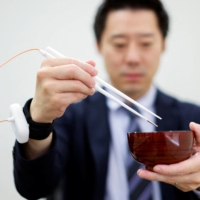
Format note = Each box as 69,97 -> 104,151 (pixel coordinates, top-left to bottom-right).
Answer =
122,73 -> 143,82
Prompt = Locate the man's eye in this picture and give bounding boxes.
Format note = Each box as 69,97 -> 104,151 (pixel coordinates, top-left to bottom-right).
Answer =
114,44 -> 125,48
141,42 -> 152,47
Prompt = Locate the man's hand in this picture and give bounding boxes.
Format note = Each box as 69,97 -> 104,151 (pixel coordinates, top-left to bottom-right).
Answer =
137,122 -> 200,192
23,58 -> 97,160
30,58 -> 98,123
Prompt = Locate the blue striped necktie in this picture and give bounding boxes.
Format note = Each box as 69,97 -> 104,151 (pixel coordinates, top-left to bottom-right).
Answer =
126,105 -> 153,200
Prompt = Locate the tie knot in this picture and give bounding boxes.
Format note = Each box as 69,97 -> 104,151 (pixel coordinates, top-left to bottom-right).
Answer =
126,104 -> 140,121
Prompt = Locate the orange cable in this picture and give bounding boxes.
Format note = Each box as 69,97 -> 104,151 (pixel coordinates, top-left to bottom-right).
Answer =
0,48 -> 40,122
0,120 -> 8,123
0,48 -> 39,68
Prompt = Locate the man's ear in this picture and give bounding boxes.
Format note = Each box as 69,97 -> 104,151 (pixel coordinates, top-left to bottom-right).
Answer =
96,41 -> 101,53
162,39 -> 166,52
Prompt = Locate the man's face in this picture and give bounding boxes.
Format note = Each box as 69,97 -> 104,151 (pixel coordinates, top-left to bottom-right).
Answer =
97,9 -> 165,99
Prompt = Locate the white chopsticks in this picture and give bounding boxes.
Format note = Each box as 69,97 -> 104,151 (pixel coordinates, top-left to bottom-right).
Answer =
39,47 -> 161,127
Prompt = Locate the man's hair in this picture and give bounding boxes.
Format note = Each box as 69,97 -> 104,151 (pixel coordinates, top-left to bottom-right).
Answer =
93,0 -> 169,42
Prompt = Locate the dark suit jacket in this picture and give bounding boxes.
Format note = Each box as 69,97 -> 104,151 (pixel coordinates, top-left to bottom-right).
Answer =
14,90 -> 200,200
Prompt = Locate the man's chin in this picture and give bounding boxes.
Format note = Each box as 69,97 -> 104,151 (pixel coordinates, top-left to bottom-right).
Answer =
119,86 -> 146,99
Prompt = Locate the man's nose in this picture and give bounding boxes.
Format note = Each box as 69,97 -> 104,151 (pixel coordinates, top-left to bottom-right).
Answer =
124,44 -> 140,65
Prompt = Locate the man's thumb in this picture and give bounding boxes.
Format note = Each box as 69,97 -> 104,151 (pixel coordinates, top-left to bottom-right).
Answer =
190,122 -> 200,145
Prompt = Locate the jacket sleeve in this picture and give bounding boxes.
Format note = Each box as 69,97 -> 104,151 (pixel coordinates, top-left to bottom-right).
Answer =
13,109 -> 73,200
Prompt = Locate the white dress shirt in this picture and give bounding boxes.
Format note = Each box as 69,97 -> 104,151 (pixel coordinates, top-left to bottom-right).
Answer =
104,85 -> 161,200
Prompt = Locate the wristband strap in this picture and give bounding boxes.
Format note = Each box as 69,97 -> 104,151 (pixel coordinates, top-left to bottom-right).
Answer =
23,98 -> 54,140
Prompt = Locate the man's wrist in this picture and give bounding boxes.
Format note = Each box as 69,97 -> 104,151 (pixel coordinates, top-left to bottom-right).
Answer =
23,98 -> 54,140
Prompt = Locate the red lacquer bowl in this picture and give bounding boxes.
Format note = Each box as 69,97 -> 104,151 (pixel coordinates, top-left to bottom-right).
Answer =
127,131 -> 194,171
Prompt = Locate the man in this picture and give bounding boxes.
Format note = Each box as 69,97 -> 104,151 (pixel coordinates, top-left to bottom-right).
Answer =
13,0 -> 200,199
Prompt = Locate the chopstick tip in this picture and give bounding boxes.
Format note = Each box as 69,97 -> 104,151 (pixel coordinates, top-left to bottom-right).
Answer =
147,120 -> 158,127
155,115 -> 162,120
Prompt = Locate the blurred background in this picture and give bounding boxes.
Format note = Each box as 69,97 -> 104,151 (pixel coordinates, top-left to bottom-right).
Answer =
0,0 -> 200,199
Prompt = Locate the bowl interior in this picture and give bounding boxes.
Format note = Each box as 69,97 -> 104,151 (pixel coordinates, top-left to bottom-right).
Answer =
127,130 -> 194,171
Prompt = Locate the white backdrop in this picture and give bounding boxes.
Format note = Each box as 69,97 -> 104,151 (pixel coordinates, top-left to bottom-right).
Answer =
0,0 -> 200,199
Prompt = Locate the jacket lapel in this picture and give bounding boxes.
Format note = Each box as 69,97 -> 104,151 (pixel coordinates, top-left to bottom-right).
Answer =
85,92 -> 111,200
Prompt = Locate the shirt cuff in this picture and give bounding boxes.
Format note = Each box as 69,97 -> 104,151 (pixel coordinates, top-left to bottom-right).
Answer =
193,189 -> 200,198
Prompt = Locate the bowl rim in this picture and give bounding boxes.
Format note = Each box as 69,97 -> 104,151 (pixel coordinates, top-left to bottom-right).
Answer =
127,130 -> 193,134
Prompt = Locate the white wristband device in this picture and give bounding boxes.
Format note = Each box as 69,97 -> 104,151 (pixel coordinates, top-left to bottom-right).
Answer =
9,104 -> 29,143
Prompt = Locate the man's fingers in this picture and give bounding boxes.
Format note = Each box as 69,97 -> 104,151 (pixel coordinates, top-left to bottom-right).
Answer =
43,79 -> 95,96
152,154 -> 200,176
38,65 -> 96,88
137,169 -> 200,192
42,58 -> 97,76
138,168 -> 200,191
86,60 -> 96,67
